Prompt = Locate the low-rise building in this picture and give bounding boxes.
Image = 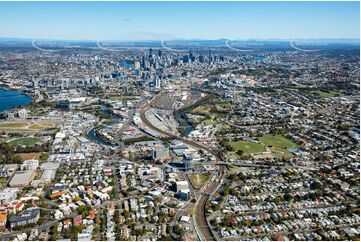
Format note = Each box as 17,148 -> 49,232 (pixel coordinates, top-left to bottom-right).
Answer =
0,214 -> 7,228
8,208 -> 40,228
9,171 -> 36,187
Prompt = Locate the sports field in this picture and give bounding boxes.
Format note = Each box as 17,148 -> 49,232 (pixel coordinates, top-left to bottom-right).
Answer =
311,90 -> 340,98
227,135 -> 298,159
0,121 -> 55,131
8,137 -> 40,146
259,134 -> 298,149
229,141 -> 266,155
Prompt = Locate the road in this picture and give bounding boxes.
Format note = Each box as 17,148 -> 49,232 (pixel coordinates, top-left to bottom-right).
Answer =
140,102 -> 225,241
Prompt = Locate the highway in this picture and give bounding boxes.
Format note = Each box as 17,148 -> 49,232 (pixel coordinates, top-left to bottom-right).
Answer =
140,102 -> 225,241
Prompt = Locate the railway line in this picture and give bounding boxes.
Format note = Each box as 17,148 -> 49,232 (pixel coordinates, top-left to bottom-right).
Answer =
139,102 -> 225,241
195,167 -> 225,241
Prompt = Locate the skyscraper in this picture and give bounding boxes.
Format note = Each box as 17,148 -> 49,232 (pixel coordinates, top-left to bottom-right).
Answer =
208,49 -> 212,65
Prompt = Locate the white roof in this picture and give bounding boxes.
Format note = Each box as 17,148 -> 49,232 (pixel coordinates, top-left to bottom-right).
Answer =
9,170 -> 35,186
180,216 -> 191,223
41,162 -> 60,170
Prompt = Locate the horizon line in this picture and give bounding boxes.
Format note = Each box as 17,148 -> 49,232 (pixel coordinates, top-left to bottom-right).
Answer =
0,37 -> 360,43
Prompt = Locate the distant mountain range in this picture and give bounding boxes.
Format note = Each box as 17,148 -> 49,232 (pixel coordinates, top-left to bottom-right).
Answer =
0,37 -> 358,49
0,37 -> 359,43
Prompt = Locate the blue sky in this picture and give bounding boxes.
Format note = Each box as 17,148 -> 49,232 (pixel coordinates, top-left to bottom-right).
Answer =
0,1 -> 359,40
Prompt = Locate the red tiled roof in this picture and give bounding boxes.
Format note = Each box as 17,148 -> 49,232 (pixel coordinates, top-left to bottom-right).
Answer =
49,191 -> 64,199
15,202 -> 24,209
73,215 -> 82,225
0,214 -> 7,223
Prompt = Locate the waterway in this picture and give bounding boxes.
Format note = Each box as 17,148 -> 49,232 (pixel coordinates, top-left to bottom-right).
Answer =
88,126 -> 113,146
87,105 -> 121,146
0,87 -> 32,112
176,111 -> 193,136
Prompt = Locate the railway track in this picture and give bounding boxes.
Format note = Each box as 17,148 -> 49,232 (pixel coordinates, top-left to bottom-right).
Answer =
195,167 -> 225,240
140,103 -> 225,241
140,104 -> 217,153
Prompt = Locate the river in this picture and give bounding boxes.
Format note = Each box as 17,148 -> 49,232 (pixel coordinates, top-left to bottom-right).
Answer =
88,126 -> 114,146
87,105 -> 121,146
0,87 -> 32,112
176,111 -> 193,136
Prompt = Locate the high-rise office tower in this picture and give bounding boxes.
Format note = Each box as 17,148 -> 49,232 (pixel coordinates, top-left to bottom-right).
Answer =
134,61 -> 141,70
208,49 -> 212,65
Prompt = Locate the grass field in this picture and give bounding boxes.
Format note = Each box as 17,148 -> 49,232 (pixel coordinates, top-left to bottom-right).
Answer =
227,165 -> 246,173
311,90 -> 340,98
220,124 -> 230,131
252,152 -> 293,159
259,134 -> 298,149
229,141 -> 266,155
188,173 -> 210,190
202,118 -> 217,126
227,135 -> 298,159
29,122 -> 55,130
14,152 -> 42,160
215,103 -> 232,111
0,121 -> 55,131
14,152 -> 48,161
256,134 -> 298,159
0,122 -> 28,128
8,137 -> 40,146
192,105 -> 211,114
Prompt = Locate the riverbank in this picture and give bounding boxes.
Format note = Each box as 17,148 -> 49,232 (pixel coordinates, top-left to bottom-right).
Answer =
0,83 -> 34,96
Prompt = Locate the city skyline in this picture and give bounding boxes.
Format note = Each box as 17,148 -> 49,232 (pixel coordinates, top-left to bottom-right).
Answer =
0,1 -> 359,241
0,1 -> 359,40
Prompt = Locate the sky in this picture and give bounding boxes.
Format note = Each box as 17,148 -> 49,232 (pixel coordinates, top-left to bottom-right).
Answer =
0,1 -> 359,40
